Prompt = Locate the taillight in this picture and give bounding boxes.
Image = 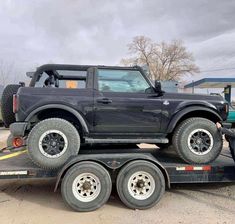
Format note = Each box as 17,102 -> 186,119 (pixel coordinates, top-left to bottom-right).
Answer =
12,137 -> 24,147
13,94 -> 18,113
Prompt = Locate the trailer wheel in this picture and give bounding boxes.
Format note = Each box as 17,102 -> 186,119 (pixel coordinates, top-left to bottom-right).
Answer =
116,160 -> 165,209
173,117 -> 222,164
27,118 -> 80,169
61,161 -> 112,212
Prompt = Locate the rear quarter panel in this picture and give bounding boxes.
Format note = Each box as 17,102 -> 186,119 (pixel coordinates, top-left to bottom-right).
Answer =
16,87 -> 94,129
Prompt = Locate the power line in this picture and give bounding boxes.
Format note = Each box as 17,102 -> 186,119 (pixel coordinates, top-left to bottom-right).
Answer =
200,67 -> 235,73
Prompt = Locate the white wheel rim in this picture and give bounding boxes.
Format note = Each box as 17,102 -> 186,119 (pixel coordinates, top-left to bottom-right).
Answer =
72,173 -> 101,202
38,130 -> 68,158
127,171 -> 155,200
187,128 -> 214,155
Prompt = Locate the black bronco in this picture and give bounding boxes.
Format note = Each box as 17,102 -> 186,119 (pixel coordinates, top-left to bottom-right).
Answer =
1,64 -> 228,169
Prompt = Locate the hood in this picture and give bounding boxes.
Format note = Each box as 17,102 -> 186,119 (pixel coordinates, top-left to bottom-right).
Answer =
163,92 -> 224,102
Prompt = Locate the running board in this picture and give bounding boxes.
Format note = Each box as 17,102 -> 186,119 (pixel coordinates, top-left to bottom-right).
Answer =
85,138 -> 169,144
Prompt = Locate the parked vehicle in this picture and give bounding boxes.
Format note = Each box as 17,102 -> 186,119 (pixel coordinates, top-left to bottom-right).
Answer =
227,105 -> 235,127
1,64 -> 228,169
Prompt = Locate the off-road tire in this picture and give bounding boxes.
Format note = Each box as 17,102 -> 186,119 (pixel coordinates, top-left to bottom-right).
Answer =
1,84 -> 20,127
173,117 -> 222,164
61,161 -> 112,212
116,160 -> 165,210
27,118 -> 80,169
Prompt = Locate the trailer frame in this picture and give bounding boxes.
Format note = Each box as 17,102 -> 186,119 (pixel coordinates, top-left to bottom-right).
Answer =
0,146 -> 234,211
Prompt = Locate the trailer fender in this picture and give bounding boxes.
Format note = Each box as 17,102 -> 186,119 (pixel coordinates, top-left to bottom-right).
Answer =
54,153 -> 170,191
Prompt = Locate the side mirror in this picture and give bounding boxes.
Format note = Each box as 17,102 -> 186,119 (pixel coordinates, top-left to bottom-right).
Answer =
155,80 -> 162,92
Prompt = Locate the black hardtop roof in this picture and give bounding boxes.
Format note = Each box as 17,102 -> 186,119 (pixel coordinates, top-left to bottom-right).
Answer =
36,64 -> 141,73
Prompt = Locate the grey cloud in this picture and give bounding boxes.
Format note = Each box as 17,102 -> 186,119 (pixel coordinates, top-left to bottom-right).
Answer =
164,0 -> 235,41
0,0 -> 235,84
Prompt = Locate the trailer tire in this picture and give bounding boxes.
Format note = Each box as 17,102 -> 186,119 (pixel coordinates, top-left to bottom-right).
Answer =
173,117 -> 222,164
1,84 -> 20,128
61,161 -> 112,212
27,118 -> 80,169
116,160 -> 165,209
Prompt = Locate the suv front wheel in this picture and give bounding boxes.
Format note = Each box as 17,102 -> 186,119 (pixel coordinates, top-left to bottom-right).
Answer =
173,117 -> 222,164
27,118 -> 80,169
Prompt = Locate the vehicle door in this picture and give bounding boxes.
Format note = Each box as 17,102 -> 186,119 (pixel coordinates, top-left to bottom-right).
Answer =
93,68 -> 163,134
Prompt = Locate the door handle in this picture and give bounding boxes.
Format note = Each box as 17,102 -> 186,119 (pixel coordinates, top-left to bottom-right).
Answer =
96,98 -> 112,104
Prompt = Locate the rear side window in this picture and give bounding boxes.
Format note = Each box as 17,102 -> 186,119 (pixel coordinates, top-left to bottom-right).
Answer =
34,70 -> 87,89
57,70 -> 87,77
57,70 -> 87,89
59,79 -> 86,89
97,69 -> 150,93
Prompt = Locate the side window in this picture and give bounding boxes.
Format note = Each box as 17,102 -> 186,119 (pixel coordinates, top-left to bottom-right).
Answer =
59,79 -> 86,89
97,69 -> 150,93
57,70 -> 87,89
34,70 -> 87,89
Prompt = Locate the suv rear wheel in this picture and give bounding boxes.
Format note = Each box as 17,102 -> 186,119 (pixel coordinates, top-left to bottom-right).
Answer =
173,117 -> 222,164
27,118 -> 80,169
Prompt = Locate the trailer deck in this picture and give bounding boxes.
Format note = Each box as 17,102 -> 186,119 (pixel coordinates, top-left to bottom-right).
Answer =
0,147 -> 234,184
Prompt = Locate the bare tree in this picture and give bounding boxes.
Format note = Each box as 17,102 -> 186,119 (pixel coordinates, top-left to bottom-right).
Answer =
121,36 -> 199,81
0,60 -> 16,86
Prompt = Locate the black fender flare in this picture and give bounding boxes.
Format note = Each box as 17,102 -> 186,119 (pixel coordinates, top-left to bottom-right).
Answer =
166,106 -> 222,133
25,104 -> 89,134
54,153 -> 171,191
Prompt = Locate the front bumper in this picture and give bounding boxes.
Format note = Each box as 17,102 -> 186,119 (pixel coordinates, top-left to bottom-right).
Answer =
10,122 -> 28,137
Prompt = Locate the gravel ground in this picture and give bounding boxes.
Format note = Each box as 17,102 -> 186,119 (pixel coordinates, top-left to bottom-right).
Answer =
0,128 -> 235,224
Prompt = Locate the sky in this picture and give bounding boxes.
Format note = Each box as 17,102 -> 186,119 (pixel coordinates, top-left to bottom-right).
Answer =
0,0 -> 235,91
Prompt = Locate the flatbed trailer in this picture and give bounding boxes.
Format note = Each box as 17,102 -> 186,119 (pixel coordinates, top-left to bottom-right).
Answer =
0,146 -> 235,211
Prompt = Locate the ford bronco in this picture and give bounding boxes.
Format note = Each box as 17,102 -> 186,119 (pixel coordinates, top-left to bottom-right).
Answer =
1,64 -> 228,169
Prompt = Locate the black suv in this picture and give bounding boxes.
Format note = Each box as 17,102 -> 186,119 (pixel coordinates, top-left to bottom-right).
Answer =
1,64 -> 228,169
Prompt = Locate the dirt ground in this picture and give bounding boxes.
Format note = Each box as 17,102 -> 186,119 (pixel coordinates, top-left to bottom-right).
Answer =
0,128 -> 235,224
